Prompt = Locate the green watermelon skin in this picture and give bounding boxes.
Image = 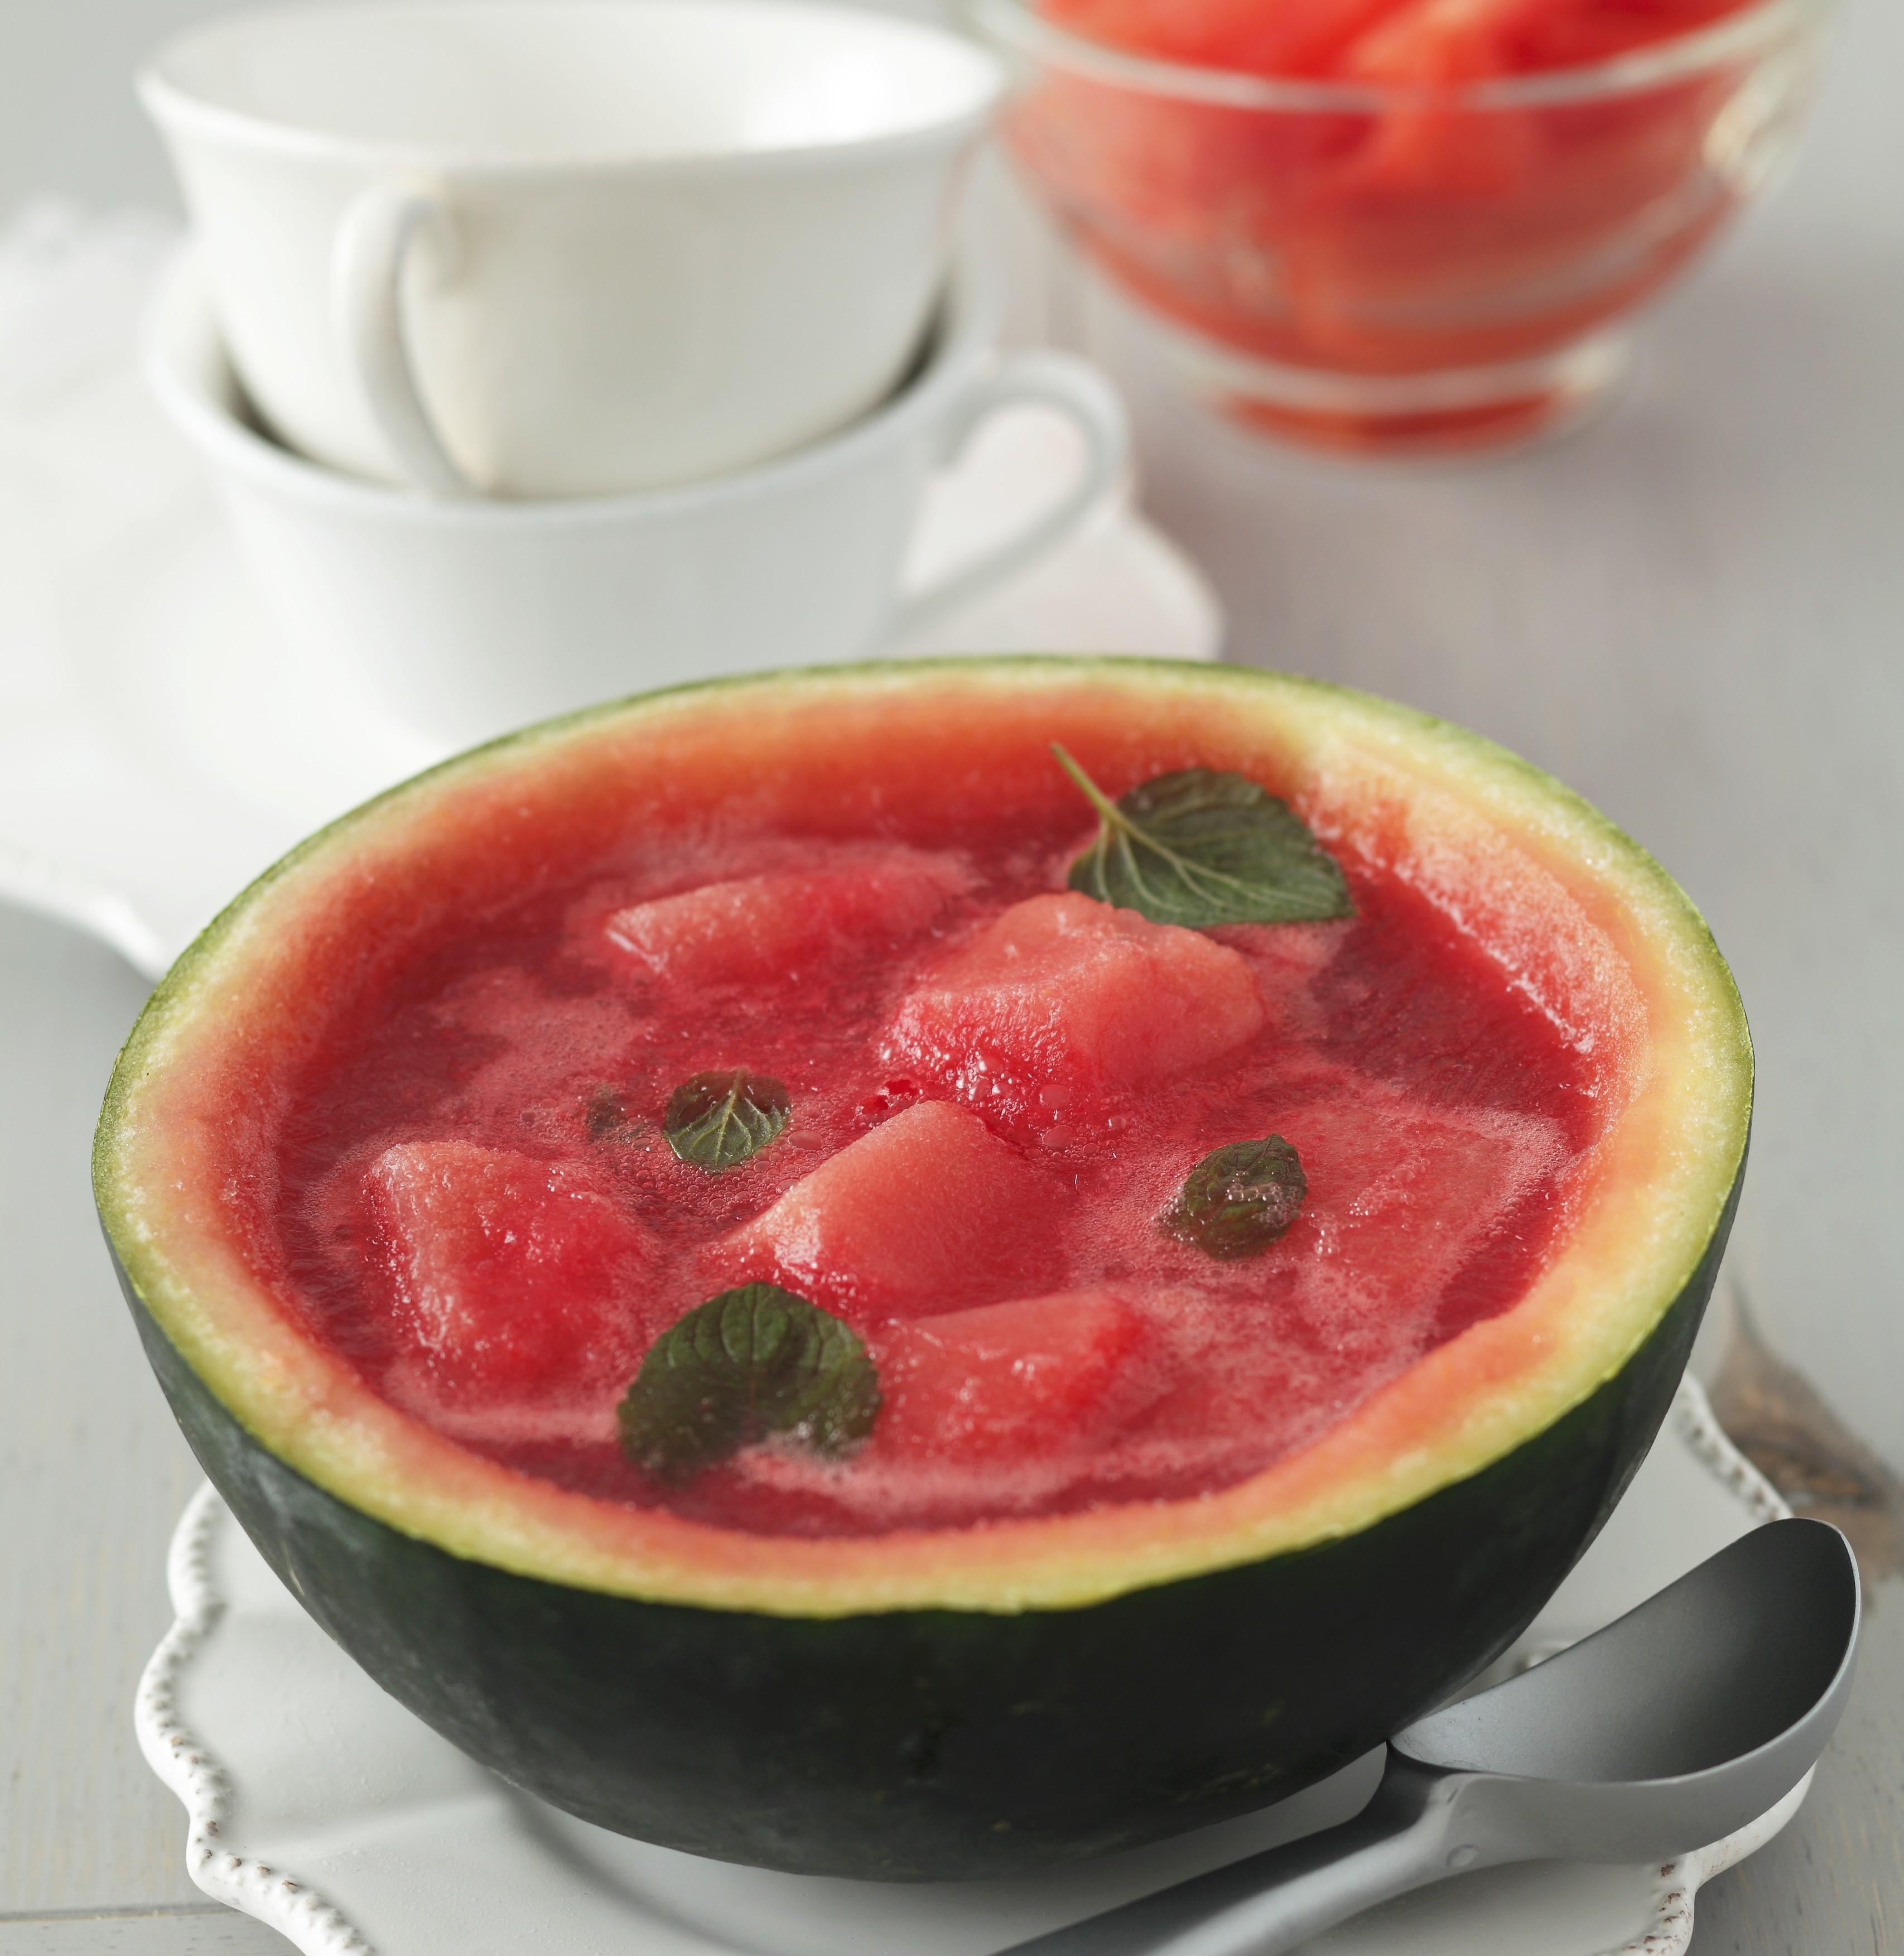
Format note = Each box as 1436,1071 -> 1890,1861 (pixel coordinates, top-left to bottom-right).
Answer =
113,1164 -> 1730,1882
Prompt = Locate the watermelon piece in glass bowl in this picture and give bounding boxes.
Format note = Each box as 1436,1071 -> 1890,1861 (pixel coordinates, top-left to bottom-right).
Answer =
972,0 -> 1828,455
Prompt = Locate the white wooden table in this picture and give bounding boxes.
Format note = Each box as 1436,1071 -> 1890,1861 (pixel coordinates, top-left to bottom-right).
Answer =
1,0 -> 1900,1947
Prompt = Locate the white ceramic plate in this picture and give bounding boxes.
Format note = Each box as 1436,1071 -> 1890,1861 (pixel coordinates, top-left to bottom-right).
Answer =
137,1381 -> 1800,1956
0,211 -> 1221,981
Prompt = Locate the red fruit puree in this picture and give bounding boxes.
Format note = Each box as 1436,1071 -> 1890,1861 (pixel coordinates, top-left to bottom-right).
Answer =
274,803 -> 1596,1537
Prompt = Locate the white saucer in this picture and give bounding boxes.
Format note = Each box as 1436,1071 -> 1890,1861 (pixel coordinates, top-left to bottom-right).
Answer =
136,1380 -> 1802,1956
0,211 -> 1221,981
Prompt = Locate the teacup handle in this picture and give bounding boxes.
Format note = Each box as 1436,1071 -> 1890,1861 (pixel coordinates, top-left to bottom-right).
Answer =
888,350 -> 1130,646
334,184 -> 475,497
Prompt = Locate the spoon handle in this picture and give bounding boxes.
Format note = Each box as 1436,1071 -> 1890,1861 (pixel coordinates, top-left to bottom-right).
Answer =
997,1755 -> 1472,1956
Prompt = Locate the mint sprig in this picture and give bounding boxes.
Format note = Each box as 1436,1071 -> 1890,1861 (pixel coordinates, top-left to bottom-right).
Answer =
618,1285 -> 881,1482
1164,1136 -> 1308,1259
664,1068 -> 790,1172
1054,747 -> 1352,928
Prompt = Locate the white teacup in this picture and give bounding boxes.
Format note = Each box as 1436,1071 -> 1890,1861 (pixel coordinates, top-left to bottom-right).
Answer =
139,0 -> 1002,498
147,248 -> 1130,750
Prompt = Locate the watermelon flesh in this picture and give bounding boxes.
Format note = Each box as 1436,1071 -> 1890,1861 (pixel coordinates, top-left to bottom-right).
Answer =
1044,0 -> 1750,80
871,1292 -> 1156,1458
273,780 -> 1599,1534
710,1099 -> 1063,1321
366,1141 -> 655,1408
604,847 -> 964,986
883,893 -> 1266,1134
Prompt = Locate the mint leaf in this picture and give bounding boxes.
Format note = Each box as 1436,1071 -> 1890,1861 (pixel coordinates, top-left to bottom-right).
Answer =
1054,748 -> 1352,928
618,1284 -> 881,1482
664,1068 -> 790,1172
1164,1136 -> 1308,1259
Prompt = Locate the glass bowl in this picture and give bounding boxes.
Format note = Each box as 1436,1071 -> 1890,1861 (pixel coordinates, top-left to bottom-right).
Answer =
972,0 -> 1828,455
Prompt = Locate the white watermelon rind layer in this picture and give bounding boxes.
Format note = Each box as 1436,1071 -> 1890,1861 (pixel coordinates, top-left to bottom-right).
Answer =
94,658 -> 1752,1616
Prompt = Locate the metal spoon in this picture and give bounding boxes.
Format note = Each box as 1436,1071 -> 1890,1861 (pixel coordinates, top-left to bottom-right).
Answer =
1002,1517 -> 1860,1956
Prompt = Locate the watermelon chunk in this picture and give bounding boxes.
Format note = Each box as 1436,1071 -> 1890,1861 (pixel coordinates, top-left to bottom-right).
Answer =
1344,0 -> 1748,78
604,848 -> 963,986
366,1141 -> 653,1401
884,893 -> 1264,1129
711,1100 -> 1059,1318
1044,0 -> 1407,77
1286,1093 -> 1565,1342
871,1290 -> 1155,1459
1046,0 -> 1747,81
1344,0 -> 1526,81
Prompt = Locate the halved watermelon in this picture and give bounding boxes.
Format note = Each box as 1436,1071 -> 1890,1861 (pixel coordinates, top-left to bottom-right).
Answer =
95,659 -> 1749,1878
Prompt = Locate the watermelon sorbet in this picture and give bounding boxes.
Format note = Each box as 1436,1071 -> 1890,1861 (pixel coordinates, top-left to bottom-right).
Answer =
976,0 -> 1826,452
274,751 -> 1609,1539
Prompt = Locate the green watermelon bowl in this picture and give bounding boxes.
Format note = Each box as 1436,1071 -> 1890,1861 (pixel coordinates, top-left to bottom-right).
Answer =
94,657 -> 1751,1881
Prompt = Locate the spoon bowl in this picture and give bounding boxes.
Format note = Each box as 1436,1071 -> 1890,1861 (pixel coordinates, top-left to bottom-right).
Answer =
1397,1513 -> 1859,1861
1004,1518 -> 1860,1956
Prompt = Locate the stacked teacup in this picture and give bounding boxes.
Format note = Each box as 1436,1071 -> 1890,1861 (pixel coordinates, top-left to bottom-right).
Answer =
141,0 -> 1128,750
